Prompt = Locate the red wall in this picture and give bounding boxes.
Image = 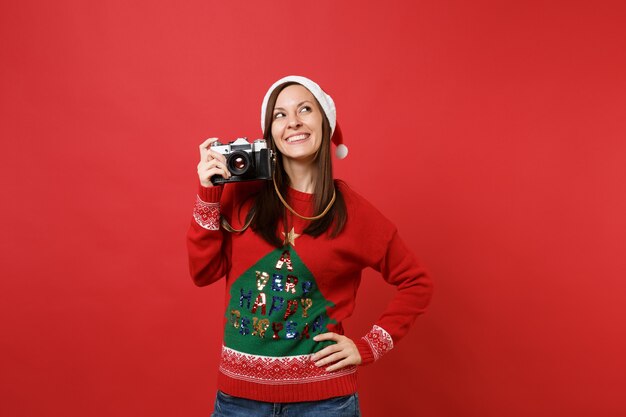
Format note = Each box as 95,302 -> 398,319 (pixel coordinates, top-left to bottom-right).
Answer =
2,1 -> 625,416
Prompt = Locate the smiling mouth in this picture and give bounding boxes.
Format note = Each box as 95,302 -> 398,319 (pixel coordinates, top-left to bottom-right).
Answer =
286,133 -> 310,143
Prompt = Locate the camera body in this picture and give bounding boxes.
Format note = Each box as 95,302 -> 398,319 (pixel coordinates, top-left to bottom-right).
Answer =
210,138 -> 274,185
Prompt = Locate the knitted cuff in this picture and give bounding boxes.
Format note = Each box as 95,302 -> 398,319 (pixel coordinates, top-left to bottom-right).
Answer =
193,185 -> 223,231
356,325 -> 394,365
198,183 -> 223,203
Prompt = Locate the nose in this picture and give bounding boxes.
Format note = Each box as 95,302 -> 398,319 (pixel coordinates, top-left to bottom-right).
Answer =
286,113 -> 302,129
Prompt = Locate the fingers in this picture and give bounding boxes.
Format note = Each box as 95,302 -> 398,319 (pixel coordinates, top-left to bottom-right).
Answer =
313,332 -> 340,343
200,140 -> 227,163
197,163 -> 230,181
198,162 -> 231,187
199,137 -> 219,161
199,155 -> 229,174
311,342 -> 342,362
326,358 -> 358,373
314,351 -> 345,367
311,333 -> 362,372
207,148 -> 227,164
197,138 -> 230,187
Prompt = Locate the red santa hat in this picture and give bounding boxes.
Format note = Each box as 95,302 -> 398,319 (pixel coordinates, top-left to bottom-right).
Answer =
261,75 -> 348,159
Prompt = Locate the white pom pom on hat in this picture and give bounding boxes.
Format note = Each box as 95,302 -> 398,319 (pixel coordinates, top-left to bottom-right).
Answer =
332,124 -> 348,159
261,75 -> 348,159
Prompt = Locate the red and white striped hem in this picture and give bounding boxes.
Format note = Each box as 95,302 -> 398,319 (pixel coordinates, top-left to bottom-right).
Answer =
219,346 -> 356,385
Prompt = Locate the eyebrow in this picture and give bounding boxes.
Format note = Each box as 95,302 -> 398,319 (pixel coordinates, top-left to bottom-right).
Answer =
273,101 -> 313,112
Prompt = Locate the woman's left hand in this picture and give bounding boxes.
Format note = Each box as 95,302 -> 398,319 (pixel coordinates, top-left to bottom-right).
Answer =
311,333 -> 362,372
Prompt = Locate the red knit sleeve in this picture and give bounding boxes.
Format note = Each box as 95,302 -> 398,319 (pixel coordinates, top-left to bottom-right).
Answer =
355,229 -> 433,365
186,184 -> 232,287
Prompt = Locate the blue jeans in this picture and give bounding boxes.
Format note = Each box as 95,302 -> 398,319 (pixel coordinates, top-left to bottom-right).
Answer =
211,390 -> 362,417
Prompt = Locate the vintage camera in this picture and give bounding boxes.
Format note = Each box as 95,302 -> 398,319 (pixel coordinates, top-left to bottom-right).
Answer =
210,138 -> 274,185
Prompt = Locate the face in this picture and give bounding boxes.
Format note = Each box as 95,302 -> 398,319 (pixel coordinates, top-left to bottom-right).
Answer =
270,84 -> 324,163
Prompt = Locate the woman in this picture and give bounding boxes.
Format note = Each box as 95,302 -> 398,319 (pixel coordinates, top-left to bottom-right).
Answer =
187,76 -> 433,416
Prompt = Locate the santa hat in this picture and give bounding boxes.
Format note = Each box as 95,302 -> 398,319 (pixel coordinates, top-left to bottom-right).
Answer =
261,75 -> 348,159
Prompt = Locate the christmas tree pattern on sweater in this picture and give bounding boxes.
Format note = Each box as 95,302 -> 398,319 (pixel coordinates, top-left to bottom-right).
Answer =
219,245 -> 352,384
224,245 -> 336,355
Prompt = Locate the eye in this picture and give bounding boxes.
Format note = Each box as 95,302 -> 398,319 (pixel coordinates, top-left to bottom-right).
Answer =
299,106 -> 312,113
273,111 -> 285,119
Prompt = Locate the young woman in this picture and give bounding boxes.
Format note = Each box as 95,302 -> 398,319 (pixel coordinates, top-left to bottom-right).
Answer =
187,76 -> 433,416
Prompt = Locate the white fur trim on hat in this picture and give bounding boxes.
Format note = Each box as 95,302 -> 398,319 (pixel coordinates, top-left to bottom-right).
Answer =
261,75 -> 337,135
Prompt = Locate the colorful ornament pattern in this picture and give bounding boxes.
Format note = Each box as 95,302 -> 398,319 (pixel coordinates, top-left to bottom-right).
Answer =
219,346 -> 356,385
362,325 -> 394,361
193,196 -> 220,230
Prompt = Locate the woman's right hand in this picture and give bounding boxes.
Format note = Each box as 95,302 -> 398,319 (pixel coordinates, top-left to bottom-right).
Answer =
197,137 -> 231,188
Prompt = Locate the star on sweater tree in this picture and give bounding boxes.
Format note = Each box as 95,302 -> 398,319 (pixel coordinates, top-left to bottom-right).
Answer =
282,227 -> 301,246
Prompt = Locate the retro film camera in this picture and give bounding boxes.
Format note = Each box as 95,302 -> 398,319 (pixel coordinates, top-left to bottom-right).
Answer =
210,138 -> 275,185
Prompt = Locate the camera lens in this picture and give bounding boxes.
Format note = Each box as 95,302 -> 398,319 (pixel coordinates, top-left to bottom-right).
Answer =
233,156 -> 246,170
228,151 -> 252,176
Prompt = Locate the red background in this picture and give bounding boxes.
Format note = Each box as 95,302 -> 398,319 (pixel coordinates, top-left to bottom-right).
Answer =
2,1 -> 625,416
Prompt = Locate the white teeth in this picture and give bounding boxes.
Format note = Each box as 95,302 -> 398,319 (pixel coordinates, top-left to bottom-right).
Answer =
286,134 -> 309,143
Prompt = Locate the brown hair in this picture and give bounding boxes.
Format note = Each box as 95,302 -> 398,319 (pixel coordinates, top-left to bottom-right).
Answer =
243,82 -> 347,247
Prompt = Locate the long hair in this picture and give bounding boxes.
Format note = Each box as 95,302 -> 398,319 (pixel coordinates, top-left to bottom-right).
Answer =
244,82 -> 347,247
